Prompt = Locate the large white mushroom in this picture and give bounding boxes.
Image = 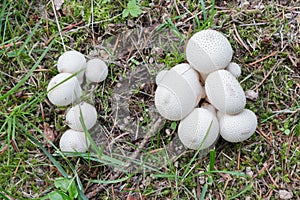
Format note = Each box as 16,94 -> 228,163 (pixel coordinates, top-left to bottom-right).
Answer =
66,102 -> 98,131
205,70 -> 246,115
178,108 -> 220,150
59,129 -> 90,152
155,63 -> 205,121
57,50 -> 86,83
218,109 -> 257,143
186,29 -> 233,74
47,73 -> 82,106
85,58 -> 108,83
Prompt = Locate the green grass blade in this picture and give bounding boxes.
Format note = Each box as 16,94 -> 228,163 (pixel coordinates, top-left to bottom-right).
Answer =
0,0 -> 7,39
182,120 -> 213,178
0,39 -> 54,101
229,182 -> 253,199
90,176 -> 130,184
209,149 -> 216,171
199,183 -> 208,200
23,131 -> 69,178
199,0 -> 207,21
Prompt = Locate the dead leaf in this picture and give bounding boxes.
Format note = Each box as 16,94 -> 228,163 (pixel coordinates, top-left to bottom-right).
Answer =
43,123 -> 57,147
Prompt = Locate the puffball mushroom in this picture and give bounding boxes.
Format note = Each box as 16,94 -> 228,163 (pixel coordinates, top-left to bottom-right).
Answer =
226,62 -> 241,78
218,109 -> 257,142
85,58 -> 108,83
178,108 -> 220,150
59,129 -> 90,152
57,50 -> 86,83
205,70 -> 246,115
47,73 -> 82,106
155,63 -> 205,121
186,29 -> 233,74
66,102 -> 97,131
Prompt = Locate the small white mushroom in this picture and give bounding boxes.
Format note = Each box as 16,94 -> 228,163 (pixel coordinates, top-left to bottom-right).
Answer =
205,70 -> 246,115
218,109 -> 257,143
226,62 -> 241,78
178,108 -> 220,150
155,63 -> 205,120
186,29 -> 233,74
59,129 -> 90,152
57,50 -> 86,83
47,73 -> 82,106
85,58 -> 108,83
66,102 -> 98,131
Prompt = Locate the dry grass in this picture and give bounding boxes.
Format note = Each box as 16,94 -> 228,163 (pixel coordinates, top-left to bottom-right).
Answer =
0,0 -> 299,199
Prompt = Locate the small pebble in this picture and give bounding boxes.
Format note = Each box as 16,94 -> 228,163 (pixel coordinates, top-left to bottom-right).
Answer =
245,166 -> 253,177
279,190 -> 293,200
245,90 -> 258,101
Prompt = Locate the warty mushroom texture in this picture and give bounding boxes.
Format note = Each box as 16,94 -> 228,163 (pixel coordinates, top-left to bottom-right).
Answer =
154,29 -> 258,150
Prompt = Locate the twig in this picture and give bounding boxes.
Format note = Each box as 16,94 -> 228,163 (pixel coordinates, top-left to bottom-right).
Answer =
252,62 -> 278,91
51,0 -> 66,51
256,129 -> 272,144
86,118 -> 163,198
233,23 -> 251,55
0,41 -> 23,49
246,51 -> 278,67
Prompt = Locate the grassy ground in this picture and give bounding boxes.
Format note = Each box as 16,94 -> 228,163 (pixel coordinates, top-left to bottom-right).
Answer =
0,0 -> 299,199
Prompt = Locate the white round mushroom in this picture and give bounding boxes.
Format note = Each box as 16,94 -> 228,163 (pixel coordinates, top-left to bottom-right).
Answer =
47,73 -> 82,106
66,102 -> 98,131
218,109 -> 257,143
205,70 -> 246,115
186,29 -> 233,74
178,108 -> 220,150
85,58 -> 108,83
59,129 -> 90,152
226,62 -> 241,78
155,63 -> 205,120
57,50 -> 86,83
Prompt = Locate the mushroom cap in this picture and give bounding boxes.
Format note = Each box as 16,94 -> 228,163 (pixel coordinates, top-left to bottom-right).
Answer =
47,73 -> 82,106
226,62 -> 241,78
57,50 -> 86,81
178,108 -> 220,150
66,102 -> 98,131
172,63 -> 205,100
219,109 -> 257,142
154,64 -> 204,120
186,29 -> 233,74
205,70 -> 246,115
59,129 -> 90,152
85,58 -> 108,83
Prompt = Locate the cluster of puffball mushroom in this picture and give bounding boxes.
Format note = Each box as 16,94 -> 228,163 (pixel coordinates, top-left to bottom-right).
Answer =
47,50 -> 108,152
155,29 -> 258,150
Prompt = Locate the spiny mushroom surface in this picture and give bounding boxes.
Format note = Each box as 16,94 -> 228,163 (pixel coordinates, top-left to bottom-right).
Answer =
218,109 -> 257,142
47,73 -> 82,106
205,70 -> 246,115
59,129 -> 90,152
155,63 -> 205,121
66,102 -> 98,131
178,108 -> 219,150
85,58 -> 108,83
186,29 -> 233,74
57,50 -> 86,83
